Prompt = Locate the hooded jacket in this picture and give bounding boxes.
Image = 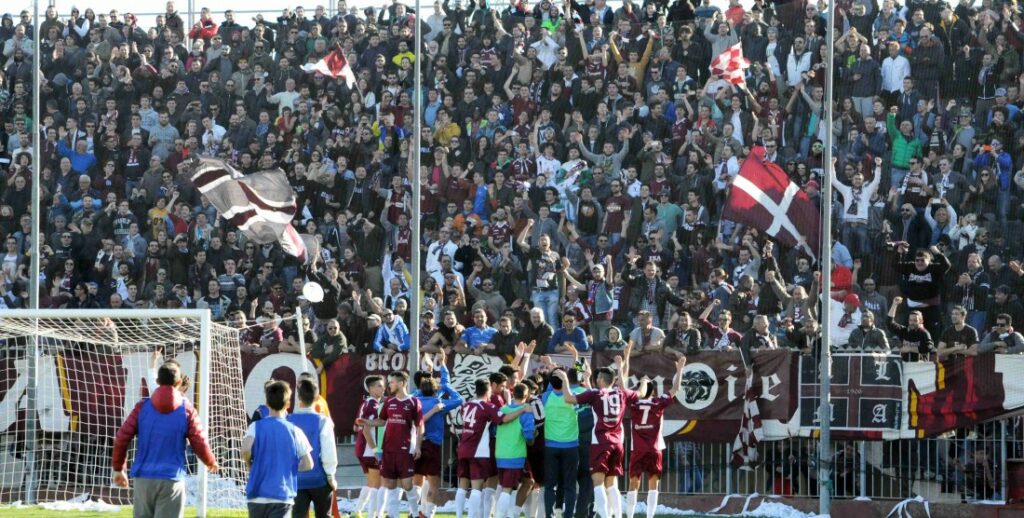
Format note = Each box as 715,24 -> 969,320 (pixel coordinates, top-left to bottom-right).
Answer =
112,385 -> 216,480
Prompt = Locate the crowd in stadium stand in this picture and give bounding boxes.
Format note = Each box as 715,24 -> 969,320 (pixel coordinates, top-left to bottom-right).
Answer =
3,0 -> 1024,375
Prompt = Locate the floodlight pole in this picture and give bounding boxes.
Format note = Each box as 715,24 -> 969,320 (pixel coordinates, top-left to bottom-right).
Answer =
819,0 -> 837,514
25,0 -> 42,505
409,0 -> 423,380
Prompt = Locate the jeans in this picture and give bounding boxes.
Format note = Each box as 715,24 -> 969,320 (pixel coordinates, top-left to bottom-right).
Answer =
997,189 -> 1010,237
532,290 -> 560,329
677,442 -> 704,494
840,222 -> 871,258
544,446 -> 579,518
891,168 -> 909,193
852,97 -> 874,118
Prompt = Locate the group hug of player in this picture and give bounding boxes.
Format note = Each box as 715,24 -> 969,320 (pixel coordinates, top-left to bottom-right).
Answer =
353,344 -> 688,518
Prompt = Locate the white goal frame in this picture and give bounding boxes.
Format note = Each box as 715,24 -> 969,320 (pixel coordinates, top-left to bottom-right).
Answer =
0,309 -> 217,517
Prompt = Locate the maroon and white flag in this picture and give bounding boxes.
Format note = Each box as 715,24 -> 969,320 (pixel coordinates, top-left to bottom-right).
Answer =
731,372 -> 763,467
722,156 -> 821,256
710,43 -> 751,85
191,158 -> 316,261
301,47 -> 356,88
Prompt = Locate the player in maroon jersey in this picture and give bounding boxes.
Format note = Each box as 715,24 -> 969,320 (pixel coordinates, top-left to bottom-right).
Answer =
357,371 -> 424,518
625,356 -> 685,518
554,349 -> 635,518
353,375 -> 386,518
454,378 -> 527,518
484,371 -> 510,517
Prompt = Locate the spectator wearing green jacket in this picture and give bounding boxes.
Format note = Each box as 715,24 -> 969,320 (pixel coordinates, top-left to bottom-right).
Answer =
887,109 -> 922,189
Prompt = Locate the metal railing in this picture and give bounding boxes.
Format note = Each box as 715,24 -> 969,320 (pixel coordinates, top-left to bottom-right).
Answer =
336,416 -> 1023,503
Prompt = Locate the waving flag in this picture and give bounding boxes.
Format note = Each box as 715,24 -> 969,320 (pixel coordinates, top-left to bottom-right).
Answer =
710,42 -> 751,85
190,158 -> 318,262
731,372 -> 762,467
722,156 -> 820,256
301,46 -> 356,88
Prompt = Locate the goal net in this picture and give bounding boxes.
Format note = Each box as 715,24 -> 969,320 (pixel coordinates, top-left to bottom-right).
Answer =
0,309 -> 248,513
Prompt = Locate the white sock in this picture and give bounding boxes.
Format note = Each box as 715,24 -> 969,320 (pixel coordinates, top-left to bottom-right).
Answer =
482,487 -> 496,518
645,490 -> 658,518
469,489 -> 483,518
374,487 -> 387,518
408,485 -> 421,517
455,488 -> 468,518
510,504 -> 522,518
355,487 -> 372,514
421,480 -> 431,507
593,486 -> 608,518
607,485 -> 622,518
497,492 -> 512,518
387,488 -> 401,518
625,491 -> 637,518
525,489 -> 539,518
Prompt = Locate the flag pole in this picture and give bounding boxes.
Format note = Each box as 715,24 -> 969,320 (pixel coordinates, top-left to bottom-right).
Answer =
819,0 -> 836,514
409,0 -> 423,381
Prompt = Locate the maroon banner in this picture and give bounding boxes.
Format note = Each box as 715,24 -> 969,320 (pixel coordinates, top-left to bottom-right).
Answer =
904,354 -> 1024,438
593,350 -> 799,442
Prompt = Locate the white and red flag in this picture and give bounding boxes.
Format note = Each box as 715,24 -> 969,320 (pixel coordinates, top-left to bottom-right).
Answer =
710,42 -> 751,85
301,46 -> 356,87
722,155 -> 820,256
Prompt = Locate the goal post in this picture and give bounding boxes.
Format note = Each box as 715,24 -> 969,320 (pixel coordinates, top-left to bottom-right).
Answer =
0,309 -> 248,516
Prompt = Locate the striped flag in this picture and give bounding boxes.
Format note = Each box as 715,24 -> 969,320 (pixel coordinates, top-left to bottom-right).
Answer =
190,158 -> 317,262
710,42 -> 751,85
731,371 -> 762,467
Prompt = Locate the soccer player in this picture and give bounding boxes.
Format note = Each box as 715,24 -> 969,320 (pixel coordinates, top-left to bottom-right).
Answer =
242,380 -> 315,518
555,351 -> 637,518
456,378 -> 528,518
353,375 -> 386,518
287,377 -> 339,518
485,371 -> 511,517
496,383 -> 536,518
358,371 -> 424,518
414,351 -> 464,518
625,357 -> 686,518
112,360 -> 219,518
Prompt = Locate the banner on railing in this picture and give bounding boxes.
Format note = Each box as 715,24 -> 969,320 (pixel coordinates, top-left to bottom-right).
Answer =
798,353 -> 903,440
5,349 -> 1023,443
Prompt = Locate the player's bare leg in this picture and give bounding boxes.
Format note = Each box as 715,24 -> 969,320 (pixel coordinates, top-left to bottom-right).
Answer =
423,474 -> 442,518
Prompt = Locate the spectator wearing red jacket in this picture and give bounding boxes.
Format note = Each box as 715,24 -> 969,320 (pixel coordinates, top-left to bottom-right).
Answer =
188,7 -> 219,46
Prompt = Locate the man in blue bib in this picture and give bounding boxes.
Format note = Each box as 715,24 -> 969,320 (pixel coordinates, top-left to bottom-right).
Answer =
243,380 -> 315,518
287,377 -> 339,518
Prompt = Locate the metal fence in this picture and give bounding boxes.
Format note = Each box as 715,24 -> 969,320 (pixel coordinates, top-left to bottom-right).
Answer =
339,416 -> 1024,503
